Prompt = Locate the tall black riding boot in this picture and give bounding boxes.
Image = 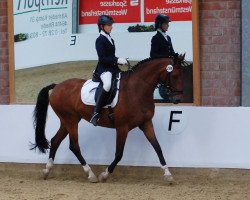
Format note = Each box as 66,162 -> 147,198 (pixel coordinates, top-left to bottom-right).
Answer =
90,89 -> 109,126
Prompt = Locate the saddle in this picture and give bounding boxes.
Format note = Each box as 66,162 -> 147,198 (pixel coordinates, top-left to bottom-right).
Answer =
92,72 -> 120,105
81,73 -> 121,108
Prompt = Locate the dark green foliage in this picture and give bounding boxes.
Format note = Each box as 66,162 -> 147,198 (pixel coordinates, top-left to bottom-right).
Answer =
127,24 -> 154,32
14,33 -> 27,42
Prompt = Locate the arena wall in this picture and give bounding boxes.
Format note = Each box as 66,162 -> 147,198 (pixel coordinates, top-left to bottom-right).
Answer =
1,105 -> 250,169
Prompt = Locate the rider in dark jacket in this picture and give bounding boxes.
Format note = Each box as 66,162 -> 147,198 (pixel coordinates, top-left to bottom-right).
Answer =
150,14 -> 179,59
150,14 -> 179,102
90,15 -> 127,126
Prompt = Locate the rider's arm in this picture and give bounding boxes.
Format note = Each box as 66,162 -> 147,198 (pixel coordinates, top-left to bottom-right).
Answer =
150,35 -> 161,58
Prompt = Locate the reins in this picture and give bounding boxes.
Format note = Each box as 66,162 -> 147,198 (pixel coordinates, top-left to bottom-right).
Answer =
126,59 -> 133,72
121,57 -> 184,95
124,59 -> 169,89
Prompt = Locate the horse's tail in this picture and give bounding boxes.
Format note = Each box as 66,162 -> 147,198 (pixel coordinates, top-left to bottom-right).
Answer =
30,83 -> 56,153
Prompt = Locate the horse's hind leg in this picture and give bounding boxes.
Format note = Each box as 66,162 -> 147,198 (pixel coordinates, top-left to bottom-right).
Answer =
67,123 -> 98,183
139,120 -> 174,184
43,124 -> 68,180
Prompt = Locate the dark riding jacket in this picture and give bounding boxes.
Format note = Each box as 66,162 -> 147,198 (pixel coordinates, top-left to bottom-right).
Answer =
150,30 -> 177,58
94,33 -> 121,76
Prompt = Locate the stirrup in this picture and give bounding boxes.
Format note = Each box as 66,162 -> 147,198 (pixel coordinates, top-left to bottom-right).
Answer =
90,113 -> 99,126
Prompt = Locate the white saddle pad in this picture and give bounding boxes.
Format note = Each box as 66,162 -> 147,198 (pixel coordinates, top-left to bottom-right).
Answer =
81,79 -> 120,108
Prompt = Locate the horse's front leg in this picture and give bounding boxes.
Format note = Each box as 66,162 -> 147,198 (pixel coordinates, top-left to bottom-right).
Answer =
139,120 -> 174,184
99,126 -> 128,182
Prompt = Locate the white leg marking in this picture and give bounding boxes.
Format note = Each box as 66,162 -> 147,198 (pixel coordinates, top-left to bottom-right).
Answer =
98,168 -> 110,182
161,165 -> 174,184
83,164 -> 98,183
42,158 -> 54,179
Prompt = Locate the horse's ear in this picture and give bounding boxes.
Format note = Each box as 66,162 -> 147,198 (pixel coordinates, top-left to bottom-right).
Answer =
180,53 -> 185,61
174,53 -> 185,64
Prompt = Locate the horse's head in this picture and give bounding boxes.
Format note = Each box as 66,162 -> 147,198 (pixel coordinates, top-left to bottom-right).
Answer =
158,54 -> 185,104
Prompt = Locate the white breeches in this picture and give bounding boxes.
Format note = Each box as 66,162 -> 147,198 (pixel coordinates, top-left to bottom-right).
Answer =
100,72 -> 112,92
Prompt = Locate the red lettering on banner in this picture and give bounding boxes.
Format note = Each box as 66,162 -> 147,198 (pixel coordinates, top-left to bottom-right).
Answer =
144,0 -> 192,22
79,0 -> 141,24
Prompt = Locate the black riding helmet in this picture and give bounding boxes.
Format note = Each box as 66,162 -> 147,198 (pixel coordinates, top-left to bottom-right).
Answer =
154,14 -> 171,31
97,15 -> 114,32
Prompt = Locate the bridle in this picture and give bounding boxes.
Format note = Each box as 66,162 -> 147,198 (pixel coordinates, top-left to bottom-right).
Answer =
158,63 -> 183,97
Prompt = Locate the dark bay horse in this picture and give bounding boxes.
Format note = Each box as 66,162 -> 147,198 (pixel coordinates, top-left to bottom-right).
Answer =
31,55 -> 185,183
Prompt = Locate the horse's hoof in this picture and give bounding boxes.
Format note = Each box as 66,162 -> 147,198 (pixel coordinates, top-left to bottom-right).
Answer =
98,172 -> 108,183
88,175 -> 98,183
42,169 -> 49,180
164,175 -> 174,185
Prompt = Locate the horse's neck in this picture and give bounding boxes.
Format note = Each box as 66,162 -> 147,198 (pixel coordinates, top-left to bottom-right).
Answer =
128,61 -> 163,94
134,61 -> 162,87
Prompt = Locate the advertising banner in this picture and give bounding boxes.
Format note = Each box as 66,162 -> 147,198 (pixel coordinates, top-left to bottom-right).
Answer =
79,0 -> 141,24
144,0 -> 192,22
13,0 -> 72,40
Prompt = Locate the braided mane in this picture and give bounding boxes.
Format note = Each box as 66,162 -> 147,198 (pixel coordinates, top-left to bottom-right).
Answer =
131,57 -> 153,69
121,57 -> 172,77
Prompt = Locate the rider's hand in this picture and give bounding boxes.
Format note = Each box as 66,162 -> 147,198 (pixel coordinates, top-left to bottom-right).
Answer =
117,58 -> 128,65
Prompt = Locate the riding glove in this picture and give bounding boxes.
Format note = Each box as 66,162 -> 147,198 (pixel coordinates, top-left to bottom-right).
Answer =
117,58 -> 128,65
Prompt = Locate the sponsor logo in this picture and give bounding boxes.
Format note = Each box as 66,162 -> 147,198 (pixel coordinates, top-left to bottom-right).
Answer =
165,0 -> 192,4
130,0 -> 139,6
15,0 -> 68,14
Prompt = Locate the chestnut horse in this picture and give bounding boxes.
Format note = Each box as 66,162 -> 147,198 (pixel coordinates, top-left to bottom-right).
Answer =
31,55 -> 185,183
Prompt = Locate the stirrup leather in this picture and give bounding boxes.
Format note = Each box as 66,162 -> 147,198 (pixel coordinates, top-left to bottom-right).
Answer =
90,112 -> 100,126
